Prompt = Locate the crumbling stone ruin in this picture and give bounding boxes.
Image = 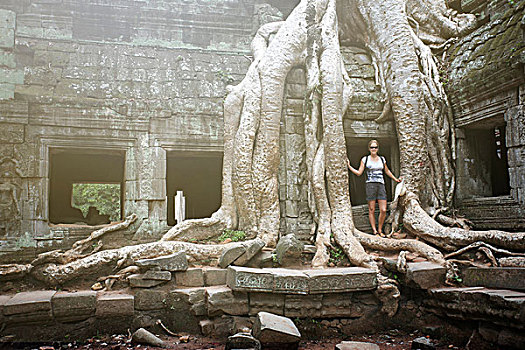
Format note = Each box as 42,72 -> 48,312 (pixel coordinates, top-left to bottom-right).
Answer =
0,0 -> 524,348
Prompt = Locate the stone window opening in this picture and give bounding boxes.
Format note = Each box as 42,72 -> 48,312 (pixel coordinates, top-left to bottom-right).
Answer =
166,152 -> 222,226
48,148 -> 125,225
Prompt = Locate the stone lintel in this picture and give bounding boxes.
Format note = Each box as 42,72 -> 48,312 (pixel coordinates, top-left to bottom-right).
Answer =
227,266 -> 377,294
227,266 -> 274,292
135,251 -> 188,271
463,267 -> 525,291
306,268 -> 377,294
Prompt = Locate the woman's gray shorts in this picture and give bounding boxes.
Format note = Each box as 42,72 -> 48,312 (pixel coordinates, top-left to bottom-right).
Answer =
365,182 -> 387,201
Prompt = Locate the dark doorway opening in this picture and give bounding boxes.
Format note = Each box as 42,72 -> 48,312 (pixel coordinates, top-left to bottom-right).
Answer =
49,148 -> 125,225
464,122 -> 510,197
346,139 -> 395,206
166,152 -> 222,226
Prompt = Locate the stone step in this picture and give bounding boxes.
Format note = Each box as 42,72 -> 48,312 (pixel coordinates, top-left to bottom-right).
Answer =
226,266 -> 377,294
424,286 -> 525,327
463,267 -> 525,291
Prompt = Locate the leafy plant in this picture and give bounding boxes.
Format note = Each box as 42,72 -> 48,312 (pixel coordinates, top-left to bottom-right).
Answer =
329,246 -> 345,265
219,229 -> 247,242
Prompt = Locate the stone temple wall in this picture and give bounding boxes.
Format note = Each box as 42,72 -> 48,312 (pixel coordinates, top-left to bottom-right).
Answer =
446,0 -> 525,230
0,0 -> 398,262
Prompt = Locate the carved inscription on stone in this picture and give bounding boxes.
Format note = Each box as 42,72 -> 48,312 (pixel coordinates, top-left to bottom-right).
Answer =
306,268 -> 377,294
227,267 -> 273,292
270,269 -> 309,294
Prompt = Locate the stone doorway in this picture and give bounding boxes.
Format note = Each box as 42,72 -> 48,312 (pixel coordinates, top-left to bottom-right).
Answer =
166,152 -> 222,226
48,148 -> 125,225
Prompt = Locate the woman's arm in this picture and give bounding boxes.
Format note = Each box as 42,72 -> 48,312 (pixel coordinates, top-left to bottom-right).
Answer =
384,163 -> 401,182
347,158 -> 365,176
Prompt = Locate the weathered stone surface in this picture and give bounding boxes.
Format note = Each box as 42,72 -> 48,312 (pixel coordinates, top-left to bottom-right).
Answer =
219,245 -> 247,268
168,287 -> 207,316
95,292 -> 134,317
204,267 -> 227,286
321,293 -> 371,318
274,234 -> 304,266
4,290 -> 55,316
234,238 -> 266,266
132,328 -> 165,348
52,291 -> 96,322
245,250 -> 274,268
253,312 -> 301,345
406,262 -> 446,289
271,268 -> 309,295
305,268 -> 377,293
463,267 -> 525,291
336,341 -> 380,350
200,319 -> 214,336
206,286 -> 248,316
411,336 -> 436,349
128,274 -> 166,288
249,292 -> 285,316
226,332 -> 261,350
135,252 -> 188,271
133,289 -> 168,311
284,294 -> 322,318
175,267 -> 204,287
142,269 -> 172,281
227,266 -> 274,292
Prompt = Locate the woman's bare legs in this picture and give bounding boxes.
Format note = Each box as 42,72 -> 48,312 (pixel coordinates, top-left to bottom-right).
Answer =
368,200 -> 378,234
378,199 -> 387,235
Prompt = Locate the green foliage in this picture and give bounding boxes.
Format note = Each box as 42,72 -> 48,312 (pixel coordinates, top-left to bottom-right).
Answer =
71,183 -> 121,221
219,229 -> 247,242
329,246 -> 345,265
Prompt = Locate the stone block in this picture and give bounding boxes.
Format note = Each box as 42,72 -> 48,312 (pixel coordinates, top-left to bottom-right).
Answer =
253,312 -> 301,346
233,238 -> 266,266
96,292 -> 134,317
200,319 -> 214,336
284,294 -> 322,318
249,292 -> 285,316
227,266 -> 274,292
175,268 -> 204,287
336,341 -> 379,350
406,262 -> 446,289
206,286 -> 248,316
0,123 -> 24,143
270,269 -> 309,294
0,69 -> 24,84
219,245 -> 247,268
142,269 -> 172,281
463,267 -> 525,291
0,82 -> 14,99
226,332 -> 261,350
128,274 -> 167,288
4,291 -> 55,316
0,10 -> 15,29
4,291 -> 55,324
52,291 -> 96,322
274,234 -> 303,265
168,287 -> 207,316
136,251 -> 188,271
305,268 -> 377,293
204,267 -> 227,286
133,289 -> 168,311
321,293 -> 371,318
0,28 -> 14,49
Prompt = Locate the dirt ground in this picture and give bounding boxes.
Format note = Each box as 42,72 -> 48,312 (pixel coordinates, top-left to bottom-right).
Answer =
0,330 -> 465,350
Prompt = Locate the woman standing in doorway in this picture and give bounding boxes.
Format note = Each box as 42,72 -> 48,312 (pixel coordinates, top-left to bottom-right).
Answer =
347,140 -> 401,236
